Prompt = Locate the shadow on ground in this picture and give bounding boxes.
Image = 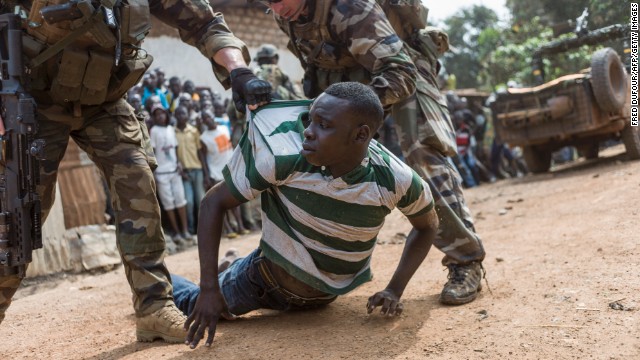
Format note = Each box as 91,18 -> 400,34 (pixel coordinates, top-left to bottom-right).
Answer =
87,296 -> 435,360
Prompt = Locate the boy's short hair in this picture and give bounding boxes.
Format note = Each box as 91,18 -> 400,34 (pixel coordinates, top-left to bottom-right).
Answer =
323,82 -> 384,130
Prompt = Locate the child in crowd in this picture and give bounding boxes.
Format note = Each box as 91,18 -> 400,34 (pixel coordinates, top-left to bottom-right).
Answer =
174,105 -> 207,235
213,99 -> 232,135
199,110 -> 248,238
149,105 -> 193,245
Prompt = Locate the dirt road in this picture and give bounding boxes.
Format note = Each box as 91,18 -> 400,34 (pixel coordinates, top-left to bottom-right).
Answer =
1,145 -> 638,359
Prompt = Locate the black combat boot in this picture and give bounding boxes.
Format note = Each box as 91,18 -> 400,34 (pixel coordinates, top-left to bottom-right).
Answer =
439,262 -> 484,305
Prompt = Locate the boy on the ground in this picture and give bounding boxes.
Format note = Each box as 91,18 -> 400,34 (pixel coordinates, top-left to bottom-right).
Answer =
173,82 -> 439,348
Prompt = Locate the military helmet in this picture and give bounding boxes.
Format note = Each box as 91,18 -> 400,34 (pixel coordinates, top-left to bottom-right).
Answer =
256,44 -> 278,59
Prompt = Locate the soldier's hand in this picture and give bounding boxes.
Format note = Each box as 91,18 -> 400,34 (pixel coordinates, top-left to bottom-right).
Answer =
366,289 -> 403,317
230,68 -> 271,112
185,287 -> 235,349
0,113 -> 5,135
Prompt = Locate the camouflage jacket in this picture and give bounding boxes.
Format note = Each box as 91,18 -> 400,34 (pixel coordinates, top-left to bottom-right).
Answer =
275,0 -> 417,107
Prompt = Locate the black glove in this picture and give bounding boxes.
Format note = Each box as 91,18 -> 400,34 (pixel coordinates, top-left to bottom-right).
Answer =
230,68 -> 272,112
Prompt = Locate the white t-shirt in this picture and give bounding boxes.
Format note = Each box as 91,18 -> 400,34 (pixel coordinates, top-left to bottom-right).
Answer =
200,126 -> 233,181
150,125 -> 179,174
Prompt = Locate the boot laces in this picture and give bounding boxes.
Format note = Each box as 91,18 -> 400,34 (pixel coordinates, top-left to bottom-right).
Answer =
158,305 -> 186,326
446,263 -> 470,284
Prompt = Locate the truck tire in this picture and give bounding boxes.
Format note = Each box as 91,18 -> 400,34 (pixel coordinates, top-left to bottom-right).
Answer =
523,146 -> 551,173
591,48 -> 627,113
622,125 -> 640,160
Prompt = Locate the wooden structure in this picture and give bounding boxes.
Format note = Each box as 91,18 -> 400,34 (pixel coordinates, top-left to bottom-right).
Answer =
57,140 -> 107,229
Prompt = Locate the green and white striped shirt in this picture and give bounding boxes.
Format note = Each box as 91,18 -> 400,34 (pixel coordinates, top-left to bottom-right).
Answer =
223,100 -> 434,295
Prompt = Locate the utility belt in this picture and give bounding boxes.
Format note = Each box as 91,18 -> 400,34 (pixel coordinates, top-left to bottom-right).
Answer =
15,0 -> 153,112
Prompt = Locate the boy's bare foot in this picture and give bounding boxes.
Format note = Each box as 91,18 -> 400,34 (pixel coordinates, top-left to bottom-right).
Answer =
218,248 -> 240,272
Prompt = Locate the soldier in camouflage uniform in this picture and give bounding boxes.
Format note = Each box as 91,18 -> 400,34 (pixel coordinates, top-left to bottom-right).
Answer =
0,0 -> 271,342
254,43 -> 305,101
255,0 -> 486,305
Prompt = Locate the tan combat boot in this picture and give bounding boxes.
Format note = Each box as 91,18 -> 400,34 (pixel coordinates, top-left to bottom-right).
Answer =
439,262 -> 484,305
136,303 -> 187,343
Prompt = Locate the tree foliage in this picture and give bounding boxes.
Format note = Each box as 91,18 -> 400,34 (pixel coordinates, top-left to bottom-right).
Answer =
441,5 -> 500,89
441,0 -> 631,90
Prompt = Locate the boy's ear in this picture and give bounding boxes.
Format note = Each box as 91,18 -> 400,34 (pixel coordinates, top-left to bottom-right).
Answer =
355,124 -> 371,143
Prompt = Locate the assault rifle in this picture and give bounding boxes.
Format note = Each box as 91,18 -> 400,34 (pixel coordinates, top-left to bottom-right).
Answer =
0,13 -> 45,278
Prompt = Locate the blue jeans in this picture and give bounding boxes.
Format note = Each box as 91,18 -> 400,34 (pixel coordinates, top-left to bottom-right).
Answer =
182,168 -> 205,234
172,249 -> 337,316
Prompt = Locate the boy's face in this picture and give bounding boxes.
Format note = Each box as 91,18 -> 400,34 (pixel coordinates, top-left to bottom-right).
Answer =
202,113 -> 217,130
301,93 -> 363,170
201,100 -> 213,111
184,81 -> 195,94
169,80 -> 181,95
153,109 -> 168,126
200,90 -> 212,102
213,102 -> 225,117
175,107 -> 189,126
146,73 -> 157,89
179,97 -> 192,110
156,71 -> 165,86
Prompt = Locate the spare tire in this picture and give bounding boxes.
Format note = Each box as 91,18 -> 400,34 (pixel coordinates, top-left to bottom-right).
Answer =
590,47 -> 627,112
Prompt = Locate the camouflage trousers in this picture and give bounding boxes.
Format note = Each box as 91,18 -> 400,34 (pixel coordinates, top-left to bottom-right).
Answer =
392,92 -> 486,265
0,99 -> 174,324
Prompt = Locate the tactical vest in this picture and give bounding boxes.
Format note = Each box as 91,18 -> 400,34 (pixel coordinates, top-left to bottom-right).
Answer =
278,0 -> 448,98
14,0 -> 153,110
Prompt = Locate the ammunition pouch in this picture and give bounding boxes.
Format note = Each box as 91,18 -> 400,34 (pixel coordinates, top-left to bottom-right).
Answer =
20,0 -> 153,105
105,52 -> 153,102
49,48 -> 88,104
81,50 -> 113,104
46,47 -> 151,106
119,0 -> 151,45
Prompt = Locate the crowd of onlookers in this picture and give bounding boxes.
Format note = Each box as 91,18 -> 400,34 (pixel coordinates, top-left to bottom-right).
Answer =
126,67 -> 259,253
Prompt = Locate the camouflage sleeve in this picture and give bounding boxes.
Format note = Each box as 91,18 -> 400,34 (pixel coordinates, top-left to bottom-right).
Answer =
329,0 -> 417,107
149,0 -> 251,89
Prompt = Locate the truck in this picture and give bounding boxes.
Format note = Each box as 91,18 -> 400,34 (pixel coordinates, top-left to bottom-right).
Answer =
490,23 -> 639,173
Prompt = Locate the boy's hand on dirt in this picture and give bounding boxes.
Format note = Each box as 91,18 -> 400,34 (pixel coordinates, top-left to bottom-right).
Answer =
366,289 -> 403,316
185,288 -> 235,349
0,113 -> 5,135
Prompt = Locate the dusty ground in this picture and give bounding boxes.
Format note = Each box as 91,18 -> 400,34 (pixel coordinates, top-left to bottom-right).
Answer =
1,144 -> 638,359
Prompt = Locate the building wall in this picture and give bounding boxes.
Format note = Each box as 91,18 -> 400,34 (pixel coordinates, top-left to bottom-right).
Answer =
146,7 -> 304,98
